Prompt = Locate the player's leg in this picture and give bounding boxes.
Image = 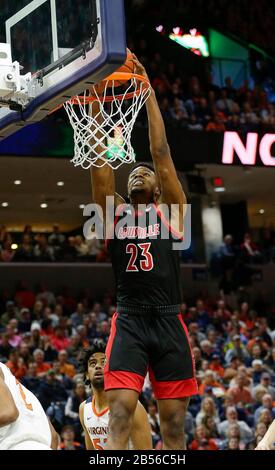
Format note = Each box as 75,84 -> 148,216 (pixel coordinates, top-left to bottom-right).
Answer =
148,313 -> 198,449
157,397 -> 190,449
105,389 -> 139,450
104,312 -> 148,450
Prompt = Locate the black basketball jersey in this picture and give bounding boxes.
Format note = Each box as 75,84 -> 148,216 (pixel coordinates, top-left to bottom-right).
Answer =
108,203 -> 183,310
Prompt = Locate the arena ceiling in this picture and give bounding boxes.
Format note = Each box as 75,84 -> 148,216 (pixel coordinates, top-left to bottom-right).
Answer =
0,157 -> 274,231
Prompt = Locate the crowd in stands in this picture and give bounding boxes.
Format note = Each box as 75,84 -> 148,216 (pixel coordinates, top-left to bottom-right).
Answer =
1,225 -> 275,265
0,225 -> 108,263
0,281 -> 274,449
1,1 -> 275,132
131,38 -> 275,133
130,0 -> 275,57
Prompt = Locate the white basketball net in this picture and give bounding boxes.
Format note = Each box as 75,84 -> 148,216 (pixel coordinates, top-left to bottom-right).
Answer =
64,74 -> 151,169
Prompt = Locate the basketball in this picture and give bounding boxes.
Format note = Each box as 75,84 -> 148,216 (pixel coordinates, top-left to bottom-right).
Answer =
109,49 -> 135,87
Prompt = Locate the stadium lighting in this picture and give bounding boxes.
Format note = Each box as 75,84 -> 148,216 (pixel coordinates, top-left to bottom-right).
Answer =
14,180 -> 22,185
57,181 -> 65,186
40,203 -> 48,208
1,202 -> 9,207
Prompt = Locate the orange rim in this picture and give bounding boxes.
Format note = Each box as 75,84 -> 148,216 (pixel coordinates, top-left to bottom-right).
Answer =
68,73 -> 151,104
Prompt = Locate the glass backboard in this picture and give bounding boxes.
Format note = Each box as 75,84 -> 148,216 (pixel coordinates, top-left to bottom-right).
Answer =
0,0 -> 126,139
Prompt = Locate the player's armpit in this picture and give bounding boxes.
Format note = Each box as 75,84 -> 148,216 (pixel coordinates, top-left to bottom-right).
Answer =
0,371 -> 19,427
130,401 -> 153,450
79,402 -> 95,450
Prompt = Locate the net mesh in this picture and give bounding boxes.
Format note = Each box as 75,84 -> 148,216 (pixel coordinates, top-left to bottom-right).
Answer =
64,74 -> 151,169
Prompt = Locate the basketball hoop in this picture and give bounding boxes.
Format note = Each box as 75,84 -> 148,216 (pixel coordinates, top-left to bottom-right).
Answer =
64,72 -> 151,169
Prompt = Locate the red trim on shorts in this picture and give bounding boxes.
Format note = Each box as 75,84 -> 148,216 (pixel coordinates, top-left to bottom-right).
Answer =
104,370 -> 144,394
153,204 -> 184,241
149,368 -> 198,400
104,312 -> 118,374
177,313 -> 196,377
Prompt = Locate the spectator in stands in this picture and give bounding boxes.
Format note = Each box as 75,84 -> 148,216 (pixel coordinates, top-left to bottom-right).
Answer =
0,332 -> 13,360
23,225 -> 35,244
0,235 -> 16,262
21,362 -> 40,395
189,424 -> 219,450
1,300 -> 18,327
33,348 -> 51,377
57,350 -> 76,379
227,373 -> 254,405
221,423 -> 246,450
59,425 -> 83,450
65,381 -> 87,429
240,233 -> 261,262
48,225 -> 65,247
6,350 -> 27,380
225,335 -> 251,364
198,370 -> 225,396
254,394 -> 275,423
38,368 -> 68,410
33,234 -> 54,262
5,323 -> 22,348
253,372 -> 275,400
218,407 -> 253,444
17,308 -> 32,333
195,397 -> 220,426
71,303 -> 85,329
51,326 -> 71,351
206,113 -> 226,132
15,234 -> 34,262
36,282 -> 56,308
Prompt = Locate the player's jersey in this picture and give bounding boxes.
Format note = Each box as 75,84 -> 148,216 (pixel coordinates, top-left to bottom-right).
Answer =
83,397 -> 109,450
0,362 -> 52,450
83,397 -> 133,450
108,203 -> 182,310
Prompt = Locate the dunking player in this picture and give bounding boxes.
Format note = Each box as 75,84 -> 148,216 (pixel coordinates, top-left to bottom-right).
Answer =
90,55 -> 198,450
79,340 -> 152,449
0,361 -> 58,450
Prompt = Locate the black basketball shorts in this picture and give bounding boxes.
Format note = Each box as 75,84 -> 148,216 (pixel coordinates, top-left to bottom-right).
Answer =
104,311 -> 198,399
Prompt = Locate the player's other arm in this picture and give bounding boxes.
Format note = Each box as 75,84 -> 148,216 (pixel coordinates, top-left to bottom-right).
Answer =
89,87 -> 125,224
0,369 -> 19,426
130,401 -> 153,450
79,402 -> 95,450
133,56 -> 186,208
255,419 -> 275,450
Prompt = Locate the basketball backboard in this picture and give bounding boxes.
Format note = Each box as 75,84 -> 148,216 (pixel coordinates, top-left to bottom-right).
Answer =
0,0 -> 126,139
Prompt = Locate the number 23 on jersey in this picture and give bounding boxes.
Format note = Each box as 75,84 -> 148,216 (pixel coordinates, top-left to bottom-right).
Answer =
126,242 -> 154,272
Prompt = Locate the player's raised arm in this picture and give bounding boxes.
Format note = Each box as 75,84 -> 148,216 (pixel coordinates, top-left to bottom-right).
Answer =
89,87 -> 115,215
89,85 -> 125,224
130,401 -> 153,450
133,55 -> 186,208
0,369 -> 19,426
79,402 -> 95,450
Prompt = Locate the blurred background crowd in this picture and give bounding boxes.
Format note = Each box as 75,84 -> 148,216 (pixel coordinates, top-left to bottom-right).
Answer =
0,0 -> 275,451
0,281 -> 274,450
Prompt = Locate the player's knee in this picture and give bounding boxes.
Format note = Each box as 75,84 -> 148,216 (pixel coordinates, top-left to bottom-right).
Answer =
109,401 -> 134,434
161,413 -> 185,442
